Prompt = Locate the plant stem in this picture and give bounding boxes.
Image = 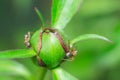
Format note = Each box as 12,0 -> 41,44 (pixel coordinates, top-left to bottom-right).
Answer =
37,68 -> 47,80
30,67 -> 47,80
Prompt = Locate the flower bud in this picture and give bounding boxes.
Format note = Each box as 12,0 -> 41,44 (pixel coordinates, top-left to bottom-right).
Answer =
30,29 -> 66,69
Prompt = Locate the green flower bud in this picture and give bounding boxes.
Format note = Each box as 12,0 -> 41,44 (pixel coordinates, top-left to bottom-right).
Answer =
30,28 -> 66,69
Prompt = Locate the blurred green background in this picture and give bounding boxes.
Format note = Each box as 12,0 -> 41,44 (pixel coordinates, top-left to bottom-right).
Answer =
0,0 -> 120,80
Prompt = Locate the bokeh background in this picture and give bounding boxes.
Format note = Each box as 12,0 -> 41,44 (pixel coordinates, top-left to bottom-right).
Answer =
0,0 -> 120,80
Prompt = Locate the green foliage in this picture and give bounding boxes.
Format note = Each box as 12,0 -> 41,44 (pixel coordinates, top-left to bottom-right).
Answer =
97,32 -> 120,68
71,34 -> 113,45
0,0 -> 119,80
52,0 -> 82,29
0,49 -> 36,59
0,60 -> 31,79
52,67 -> 78,80
34,7 -> 45,26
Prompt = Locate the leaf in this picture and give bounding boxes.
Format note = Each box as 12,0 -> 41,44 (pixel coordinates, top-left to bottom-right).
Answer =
34,7 -> 46,26
52,0 -> 82,30
52,67 -> 79,80
97,44 -> 120,68
97,33 -> 120,68
0,49 -> 36,59
70,34 -> 113,45
0,60 -> 31,79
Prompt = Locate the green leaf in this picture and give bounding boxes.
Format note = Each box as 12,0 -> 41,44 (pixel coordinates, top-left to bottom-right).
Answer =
0,60 -> 31,79
97,33 -> 120,68
98,43 -> 120,68
52,0 -> 82,29
0,49 -> 36,59
70,34 -> 113,45
52,67 -> 79,80
34,7 -> 45,26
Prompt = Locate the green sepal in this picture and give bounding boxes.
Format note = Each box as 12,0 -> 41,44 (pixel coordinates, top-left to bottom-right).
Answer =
30,29 -> 42,53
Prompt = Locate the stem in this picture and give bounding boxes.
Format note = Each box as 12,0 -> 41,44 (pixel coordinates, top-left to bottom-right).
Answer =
37,68 -> 47,80
31,68 -> 47,80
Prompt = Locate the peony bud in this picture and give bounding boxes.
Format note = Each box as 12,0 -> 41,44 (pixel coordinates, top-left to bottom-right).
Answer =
30,28 -> 67,69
